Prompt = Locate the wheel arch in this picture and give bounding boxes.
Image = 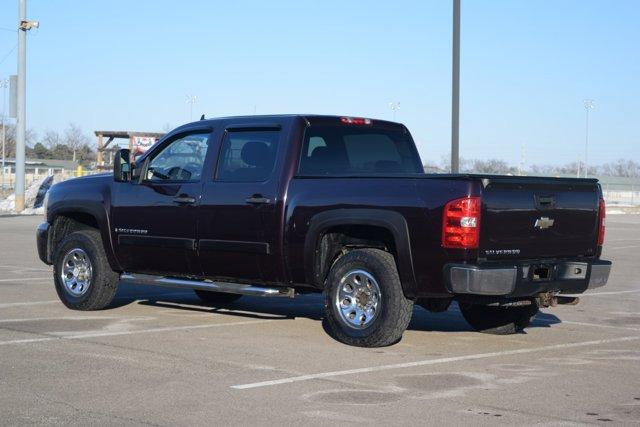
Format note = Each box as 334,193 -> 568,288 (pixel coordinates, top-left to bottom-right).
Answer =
304,209 -> 417,298
48,208 -> 121,272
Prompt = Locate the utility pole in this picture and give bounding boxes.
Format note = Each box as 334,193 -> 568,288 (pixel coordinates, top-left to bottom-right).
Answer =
582,99 -> 594,178
451,0 -> 461,173
15,0 -> 38,212
1,78 -> 7,189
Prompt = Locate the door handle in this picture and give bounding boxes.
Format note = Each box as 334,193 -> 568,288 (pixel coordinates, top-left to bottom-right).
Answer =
173,195 -> 196,205
245,194 -> 272,205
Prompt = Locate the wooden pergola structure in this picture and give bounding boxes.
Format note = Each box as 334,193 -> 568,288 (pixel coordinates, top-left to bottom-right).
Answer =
95,130 -> 165,167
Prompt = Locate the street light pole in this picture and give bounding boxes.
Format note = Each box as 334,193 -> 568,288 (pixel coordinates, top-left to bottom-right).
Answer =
186,95 -> 197,121
15,0 -> 27,211
1,78 -> 7,189
583,99 -> 594,178
14,1 -> 38,211
388,102 -> 400,121
451,0 -> 461,173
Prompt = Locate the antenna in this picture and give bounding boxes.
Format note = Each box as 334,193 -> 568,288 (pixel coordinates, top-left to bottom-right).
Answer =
200,114 -> 205,121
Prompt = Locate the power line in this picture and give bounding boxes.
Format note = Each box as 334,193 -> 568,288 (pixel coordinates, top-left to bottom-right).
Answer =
0,44 -> 18,66
0,27 -> 17,32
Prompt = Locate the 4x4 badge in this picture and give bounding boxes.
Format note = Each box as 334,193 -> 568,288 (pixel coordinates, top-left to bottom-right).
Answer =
534,217 -> 554,230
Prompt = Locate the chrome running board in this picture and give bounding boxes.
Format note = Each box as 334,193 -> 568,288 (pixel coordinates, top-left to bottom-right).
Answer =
120,273 -> 295,298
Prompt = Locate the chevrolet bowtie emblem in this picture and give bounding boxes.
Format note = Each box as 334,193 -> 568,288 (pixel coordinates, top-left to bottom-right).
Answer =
534,217 -> 555,230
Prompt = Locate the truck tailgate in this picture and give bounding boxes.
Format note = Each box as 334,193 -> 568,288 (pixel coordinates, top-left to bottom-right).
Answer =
479,177 -> 601,260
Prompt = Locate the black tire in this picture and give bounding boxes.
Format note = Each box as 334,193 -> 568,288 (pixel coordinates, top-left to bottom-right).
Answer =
53,229 -> 119,310
323,248 -> 414,347
459,301 -> 539,335
194,290 -> 242,305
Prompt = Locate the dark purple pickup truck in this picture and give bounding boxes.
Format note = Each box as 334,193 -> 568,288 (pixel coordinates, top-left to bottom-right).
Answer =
36,115 -> 611,347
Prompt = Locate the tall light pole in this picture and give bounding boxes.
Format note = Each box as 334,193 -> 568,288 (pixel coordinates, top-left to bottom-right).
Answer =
582,99 -> 594,178
186,95 -> 197,121
388,101 -> 400,121
0,78 -> 8,189
451,0 -> 461,173
15,0 -> 38,212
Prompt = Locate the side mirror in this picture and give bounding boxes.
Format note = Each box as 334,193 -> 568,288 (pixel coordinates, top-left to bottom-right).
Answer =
114,149 -> 131,182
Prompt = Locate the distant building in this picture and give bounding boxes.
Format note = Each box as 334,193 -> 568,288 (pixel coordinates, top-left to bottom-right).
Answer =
3,158 -> 79,174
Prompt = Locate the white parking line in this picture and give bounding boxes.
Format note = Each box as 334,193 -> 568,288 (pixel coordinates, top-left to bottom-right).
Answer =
0,319 -> 273,346
0,293 -> 196,309
0,277 -> 50,283
577,289 -> 640,296
0,300 -> 59,308
0,315 -> 150,323
230,335 -> 640,390
0,265 -> 51,272
563,320 -> 640,332
606,245 -> 640,250
0,337 -> 55,345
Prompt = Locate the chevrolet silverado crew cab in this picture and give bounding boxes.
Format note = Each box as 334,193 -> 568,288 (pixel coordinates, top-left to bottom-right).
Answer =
36,115 -> 611,347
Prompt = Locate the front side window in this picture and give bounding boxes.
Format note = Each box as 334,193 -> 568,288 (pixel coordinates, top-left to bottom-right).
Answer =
298,126 -> 423,176
216,130 -> 279,182
146,133 -> 210,182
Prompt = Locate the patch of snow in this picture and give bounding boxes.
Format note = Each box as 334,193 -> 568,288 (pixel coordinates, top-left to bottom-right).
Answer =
0,175 -> 64,215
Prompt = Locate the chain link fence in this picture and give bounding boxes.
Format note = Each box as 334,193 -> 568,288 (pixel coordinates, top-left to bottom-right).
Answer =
1,166 -> 100,191
601,183 -> 639,206
2,165 -> 639,207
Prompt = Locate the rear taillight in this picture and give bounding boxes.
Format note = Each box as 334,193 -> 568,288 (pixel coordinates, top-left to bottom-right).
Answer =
442,196 -> 481,249
340,117 -> 372,125
598,198 -> 606,246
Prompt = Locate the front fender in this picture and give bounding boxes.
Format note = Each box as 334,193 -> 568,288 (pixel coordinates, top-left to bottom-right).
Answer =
46,176 -> 121,272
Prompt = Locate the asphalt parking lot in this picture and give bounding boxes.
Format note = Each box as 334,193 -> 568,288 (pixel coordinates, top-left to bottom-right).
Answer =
1,215 -> 639,425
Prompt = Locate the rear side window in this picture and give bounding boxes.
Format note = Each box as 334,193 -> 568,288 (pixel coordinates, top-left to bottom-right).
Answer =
298,126 -> 422,176
216,130 -> 279,182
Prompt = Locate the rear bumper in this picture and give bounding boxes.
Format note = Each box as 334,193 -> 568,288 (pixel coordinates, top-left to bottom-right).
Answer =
444,259 -> 611,297
36,222 -> 51,265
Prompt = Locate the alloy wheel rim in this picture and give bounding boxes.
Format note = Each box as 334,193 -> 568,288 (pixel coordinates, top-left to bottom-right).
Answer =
335,269 -> 382,329
60,248 -> 92,297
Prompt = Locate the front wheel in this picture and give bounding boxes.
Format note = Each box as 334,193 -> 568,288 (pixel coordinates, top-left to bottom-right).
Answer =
53,229 -> 119,310
323,248 -> 413,347
459,300 -> 539,335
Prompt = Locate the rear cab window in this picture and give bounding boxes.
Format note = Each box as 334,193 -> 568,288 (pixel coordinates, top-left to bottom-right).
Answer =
298,119 -> 423,176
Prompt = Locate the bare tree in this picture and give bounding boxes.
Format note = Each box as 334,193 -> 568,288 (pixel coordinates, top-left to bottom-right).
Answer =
64,123 -> 90,162
469,159 -> 516,175
42,130 -> 62,149
0,123 -> 37,158
601,159 -> 640,178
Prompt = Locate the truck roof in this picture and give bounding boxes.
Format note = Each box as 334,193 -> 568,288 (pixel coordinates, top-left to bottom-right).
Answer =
181,114 -> 404,128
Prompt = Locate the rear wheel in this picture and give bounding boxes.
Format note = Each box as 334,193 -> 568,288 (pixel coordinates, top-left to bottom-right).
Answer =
323,248 -> 413,347
194,290 -> 242,305
459,300 -> 539,335
53,229 -> 119,310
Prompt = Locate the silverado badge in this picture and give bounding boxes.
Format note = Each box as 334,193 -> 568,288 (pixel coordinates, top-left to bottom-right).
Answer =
534,217 -> 555,230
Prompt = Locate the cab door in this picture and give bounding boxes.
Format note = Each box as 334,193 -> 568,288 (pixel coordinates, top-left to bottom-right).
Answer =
111,129 -> 213,276
197,124 -> 284,283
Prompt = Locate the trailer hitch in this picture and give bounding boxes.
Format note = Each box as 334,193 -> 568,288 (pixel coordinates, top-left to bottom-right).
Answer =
537,292 -> 580,308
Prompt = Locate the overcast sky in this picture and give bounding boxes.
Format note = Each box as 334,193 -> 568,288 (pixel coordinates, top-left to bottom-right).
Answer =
0,0 -> 638,166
